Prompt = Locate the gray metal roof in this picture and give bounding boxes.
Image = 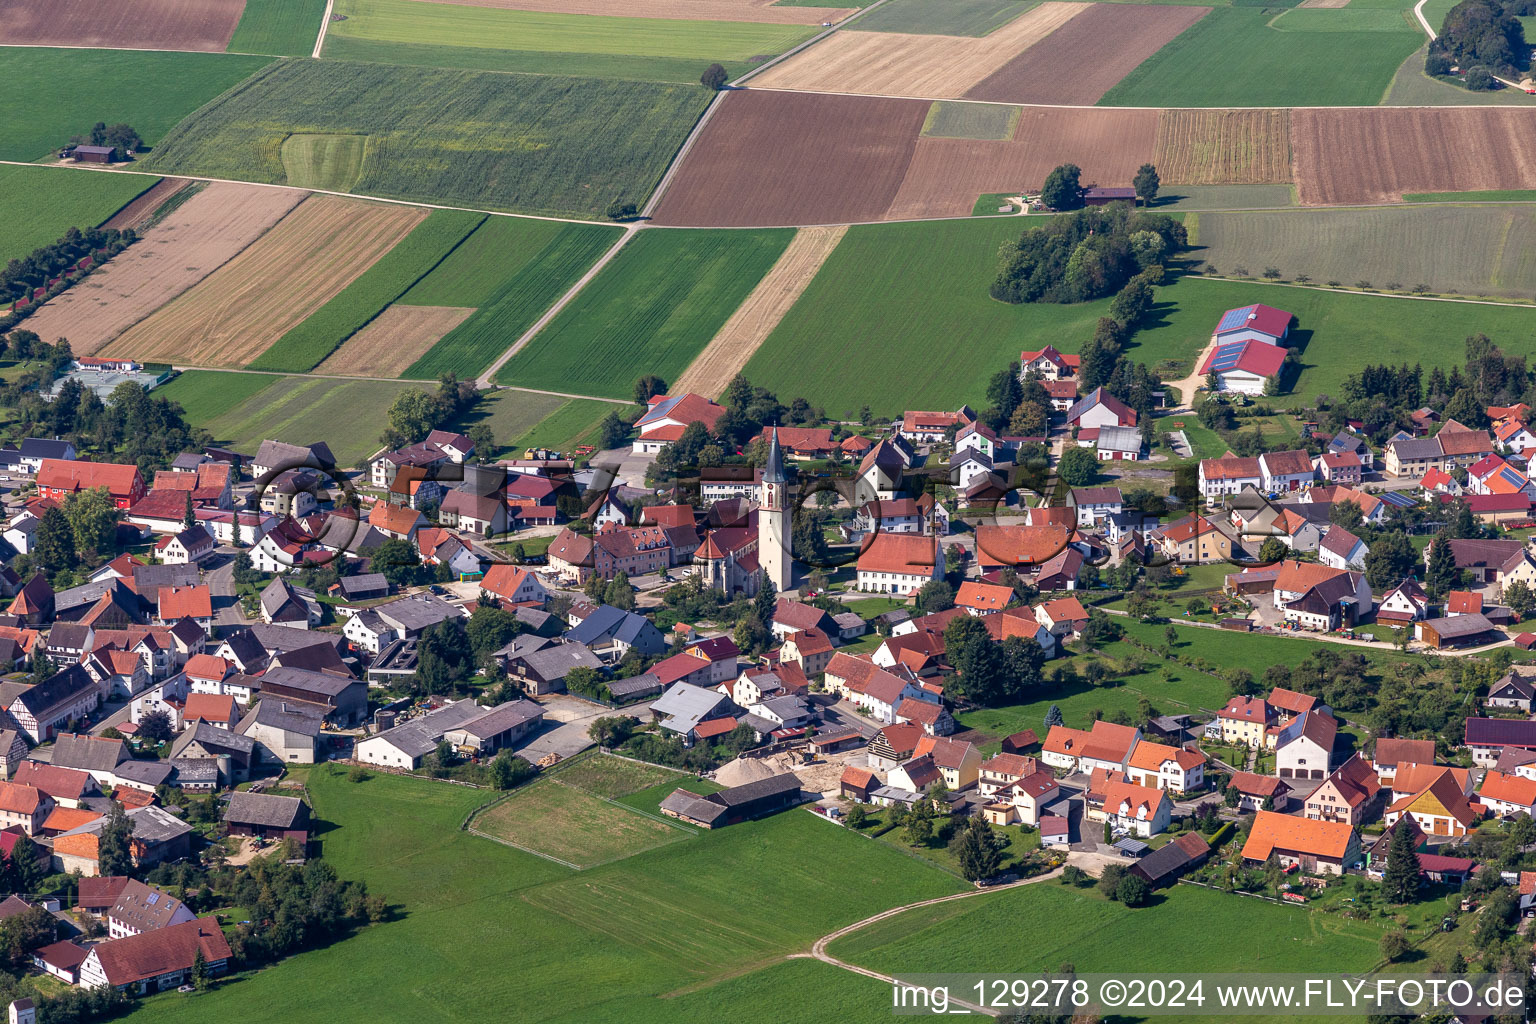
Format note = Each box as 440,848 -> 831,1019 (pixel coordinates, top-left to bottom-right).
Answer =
375,595 -> 464,634
451,700 -> 543,739
516,643 -> 604,681
224,791 -> 308,829
366,700 -> 486,759
651,682 -> 734,734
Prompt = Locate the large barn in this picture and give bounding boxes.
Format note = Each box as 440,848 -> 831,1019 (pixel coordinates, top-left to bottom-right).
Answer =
1200,340 -> 1287,395
1213,303 -> 1293,346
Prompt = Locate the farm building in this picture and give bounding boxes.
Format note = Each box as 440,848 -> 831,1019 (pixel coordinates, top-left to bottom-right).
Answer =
1082,186 -> 1136,206
1199,340 -> 1286,395
658,773 -> 802,828
1214,304 -> 1292,346
1416,613 -> 1499,650
71,146 -> 116,164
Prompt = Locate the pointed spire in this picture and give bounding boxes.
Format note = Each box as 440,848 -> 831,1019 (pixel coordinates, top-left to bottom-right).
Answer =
763,426 -> 786,484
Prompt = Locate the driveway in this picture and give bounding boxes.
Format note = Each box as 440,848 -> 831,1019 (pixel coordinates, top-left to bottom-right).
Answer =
205,550 -> 249,634
589,447 -> 654,491
515,693 -> 642,763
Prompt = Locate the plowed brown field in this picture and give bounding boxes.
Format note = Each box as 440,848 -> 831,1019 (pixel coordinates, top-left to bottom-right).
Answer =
26,183 -> 305,353
317,304 -> 475,377
1153,109 -> 1292,185
101,177 -> 193,231
749,1 -> 1083,97
964,3 -> 1209,105
407,0 -> 853,24
101,196 -> 425,367
0,0 -> 245,50
885,107 -> 1159,219
1293,108 -> 1536,204
650,89 -> 928,227
673,225 -> 846,397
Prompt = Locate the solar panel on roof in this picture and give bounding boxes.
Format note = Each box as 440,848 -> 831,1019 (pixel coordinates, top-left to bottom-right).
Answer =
145,894 -> 159,905
1500,467 -> 1526,487
1378,492 -> 1416,508
1216,306 -> 1255,332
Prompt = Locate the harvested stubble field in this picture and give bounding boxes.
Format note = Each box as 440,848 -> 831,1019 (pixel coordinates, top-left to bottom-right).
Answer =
0,0 -> 245,50
921,100 -> 1017,140
1153,108 -> 1292,185
21,183 -> 306,353
749,1 -> 1083,97
100,196 -> 425,366
885,106 -> 1159,219
1292,108 -> 1536,205
316,305 -> 476,377
0,165 -> 160,264
401,220 -> 621,379
963,3 -> 1211,105
496,228 -> 794,399
410,0 -> 853,23
1194,206 -> 1536,299
672,225 -> 848,398
252,208 -> 485,372
101,177 -> 192,230
144,60 -> 709,218
650,90 -> 928,227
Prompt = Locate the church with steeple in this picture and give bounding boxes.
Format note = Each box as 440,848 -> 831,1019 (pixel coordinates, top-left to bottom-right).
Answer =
759,427 -> 792,593
688,427 -> 793,597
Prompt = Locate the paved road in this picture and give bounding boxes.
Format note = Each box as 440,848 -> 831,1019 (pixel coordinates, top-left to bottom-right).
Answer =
205,551 -> 249,633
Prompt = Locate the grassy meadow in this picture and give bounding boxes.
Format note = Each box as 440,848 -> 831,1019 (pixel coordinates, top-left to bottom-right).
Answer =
228,0 -> 329,55
403,220 -> 621,379
0,49 -> 273,161
154,370 -> 286,426
1099,6 -> 1421,107
0,166 -> 160,263
144,60 -> 711,217
496,228 -> 794,399
505,398 -> 621,456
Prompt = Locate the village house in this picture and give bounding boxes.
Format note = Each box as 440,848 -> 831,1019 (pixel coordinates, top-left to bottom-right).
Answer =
78,917 -> 231,993
1376,579 -> 1430,625
1200,339 -> 1286,395
9,666 -> 102,743
1226,772 -> 1289,813
1317,526 -> 1367,571
954,581 -> 1012,616
1067,486 -> 1123,527
1019,345 -> 1079,380
1241,810 -> 1359,876
1275,711 -> 1337,781
1371,737 -> 1437,787
1385,435 -> 1444,478
1042,721 -> 1141,774
36,459 -> 145,509
1487,670 -> 1536,711
1124,740 -> 1205,793
1199,456 -> 1264,503
1385,768 -> 1477,837
1214,303 -> 1292,345
1478,770 -> 1536,818
855,533 -> 942,596
632,394 -> 725,455
982,771 -> 1060,828
106,880 -> 196,939
1149,515 -> 1231,565
1090,777 -> 1171,838
1212,696 -> 1271,748
1303,753 -> 1381,825
1258,449 -> 1315,493
1065,388 -> 1136,431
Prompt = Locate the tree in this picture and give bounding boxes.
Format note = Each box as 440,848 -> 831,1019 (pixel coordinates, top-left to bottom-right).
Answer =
1329,499 -> 1363,531
490,751 -> 534,790
232,550 -> 258,586
97,803 -> 133,878
1109,275 -> 1154,327
605,200 -> 638,221
605,572 -> 635,611
183,491 -> 196,531
374,537 -> 426,588
191,948 -> 210,991
1114,873 -> 1151,907
954,816 -> 1006,882
845,805 -> 867,829
588,715 -> 636,747
1506,579 -> 1536,621
1257,537 -> 1289,565
1040,163 -> 1083,211
62,486 -> 120,558
1044,704 -> 1063,729
1363,530 -> 1417,589
466,604 -> 519,659
1424,531 -> 1461,600
1379,929 -> 1410,962
597,411 -> 629,450
1382,819 -> 1422,903
1133,163 -> 1160,206
34,506 -> 75,570
138,708 -> 173,744
701,62 -> 729,89
915,579 -> 955,615
633,375 -> 668,405
904,808 -> 934,846
380,387 -> 438,449
1056,446 -> 1099,487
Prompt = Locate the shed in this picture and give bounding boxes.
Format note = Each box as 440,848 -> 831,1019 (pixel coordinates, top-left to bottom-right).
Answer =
1082,186 -> 1136,206
72,146 -> 116,164
1416,613 -> 1499,650
222,791 -> 310,839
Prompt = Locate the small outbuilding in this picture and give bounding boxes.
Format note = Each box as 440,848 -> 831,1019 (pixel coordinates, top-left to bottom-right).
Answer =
71,146 -> 116,164
222,791 -> 310,840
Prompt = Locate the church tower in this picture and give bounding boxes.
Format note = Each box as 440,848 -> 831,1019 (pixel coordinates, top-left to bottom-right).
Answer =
759,428 -> 792,593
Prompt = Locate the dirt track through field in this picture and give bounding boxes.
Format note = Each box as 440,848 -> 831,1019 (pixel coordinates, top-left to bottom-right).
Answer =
0,0 -> 246,50
1292,107 -> 1536,204
964,3 -> 1209,105
651,90 -> 928,227
749,1 -> 1083,97
1153,109 -> 1292,185
403,0 -> 854,23
25,183 -> 305,354
101,195 -> 425,367
317,304 -> 475,377
100,177 -> 193,231
672,225 -> 846,397
885,106 -> 1159,219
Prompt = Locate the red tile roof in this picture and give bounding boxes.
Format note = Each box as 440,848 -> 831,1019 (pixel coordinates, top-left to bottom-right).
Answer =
955,581 -> 1011,612
89,917 -> 231,987
158,585 -> 211,621
36,459 -> 141,498
857,533 -> 938,575
1242,809 -> 1355,861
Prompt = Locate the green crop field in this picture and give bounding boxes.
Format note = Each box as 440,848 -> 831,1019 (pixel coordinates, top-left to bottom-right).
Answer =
321,0 -> 813,81
0,49 -> 273,162
123,767 -> 961,1024
250,209 -> 486,372
145,60 -> 710,217
228,0 -> 329,54
850,0 -> 1036,35
496,228 -> 794,399
153,370 -> 286,427
1407,190 -> 1536,203
1151,184 -> 1296,211
403,221 -> 620,379
279,133 -> 368,191
189,375 -> 421,467
506,398 -> 621,456
473,778 -> 690,868
922,101 -> 1019,140
0,166 -> 158,264
1193,205 -> 1536,300
1099,7 -> 1421,107
454,389 -> 570,458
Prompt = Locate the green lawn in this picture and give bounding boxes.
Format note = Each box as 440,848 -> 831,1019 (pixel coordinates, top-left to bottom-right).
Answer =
455,389 -> 571,458
187,375 -> 422,467
228,0 -> 329,55
473,777 -> 689,868
122,767 -> 962,1024
507,398 -> 621,457
0,165 -> 159,264
251,209 -> 486,372
547,752 -> 686,799
318,36 -> 773,83
323,0 -> 813,75
154,370 -> 286,426
1192,205 -> 1536,300
849,0 -> 1036,35
922,100 -> 1019,140
144,59 -> 710,218
0,49 -> 273,162
496,228 -> 795,399
403,220 -> 621,379
1099,6 -> 1421,107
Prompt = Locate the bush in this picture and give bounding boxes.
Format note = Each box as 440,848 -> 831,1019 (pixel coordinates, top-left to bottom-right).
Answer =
701,62 -> 728,90
1426,51 -> 1453,75
1464,65 -> 1498,89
